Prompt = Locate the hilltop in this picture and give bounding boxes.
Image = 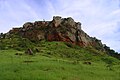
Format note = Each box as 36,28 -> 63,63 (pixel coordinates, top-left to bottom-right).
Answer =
8,16 -> 104,49
0,16 -> 120,59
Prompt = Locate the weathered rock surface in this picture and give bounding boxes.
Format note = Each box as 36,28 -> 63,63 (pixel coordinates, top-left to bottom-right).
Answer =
8,16 -> 105,51
25,48 -> 34,55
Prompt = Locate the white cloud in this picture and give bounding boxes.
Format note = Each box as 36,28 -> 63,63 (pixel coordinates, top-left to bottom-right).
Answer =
110,9 -> 120,15
0,0 -> 43,32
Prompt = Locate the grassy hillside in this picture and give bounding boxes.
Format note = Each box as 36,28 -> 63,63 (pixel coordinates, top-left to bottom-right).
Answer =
0,41 -> 120,80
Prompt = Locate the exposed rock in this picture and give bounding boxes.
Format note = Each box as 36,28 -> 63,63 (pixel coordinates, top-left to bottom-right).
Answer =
9,28 -> 21,34
34,21 -> 48,28
53,16 -> 62,27
8,16 -> 105,51
25,48 -> 34,55
83,61 -> 91,65
76,22 -> 81,30
66,17 -> 75,27
23,22 -> 33,31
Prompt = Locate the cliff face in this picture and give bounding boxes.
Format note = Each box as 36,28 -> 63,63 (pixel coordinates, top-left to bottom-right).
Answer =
8,16 -> 105,51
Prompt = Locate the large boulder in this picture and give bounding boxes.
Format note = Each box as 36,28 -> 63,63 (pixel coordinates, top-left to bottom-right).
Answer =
66,17 -> 75,27
23,22 -> 34,31
25,48 -> 34,55
53,16 -> 62,27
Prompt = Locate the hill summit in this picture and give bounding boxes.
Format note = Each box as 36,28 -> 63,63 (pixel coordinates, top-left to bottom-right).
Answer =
9,16 -> 104,50
0,16 -> 120,59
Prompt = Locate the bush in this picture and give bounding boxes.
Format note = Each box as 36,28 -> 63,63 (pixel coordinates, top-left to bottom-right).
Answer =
86,47 -> 104,55
0,44 -> 6,50
0,40 -> 7,50
101,57 -> 118,65
64,42 -> 81,49
65,42 -> 73,48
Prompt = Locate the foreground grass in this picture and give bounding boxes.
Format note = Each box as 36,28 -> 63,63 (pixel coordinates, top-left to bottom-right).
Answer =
0,48 -> 120,80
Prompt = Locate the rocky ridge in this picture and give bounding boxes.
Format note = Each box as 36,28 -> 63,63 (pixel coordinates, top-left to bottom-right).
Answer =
8,16 -> 105,51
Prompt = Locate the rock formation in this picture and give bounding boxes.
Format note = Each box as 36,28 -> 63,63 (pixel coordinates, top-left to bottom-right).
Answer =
8,16 -> 105,51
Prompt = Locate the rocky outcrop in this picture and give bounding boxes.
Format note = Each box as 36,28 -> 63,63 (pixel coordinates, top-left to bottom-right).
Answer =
53,16 -> 62,27
8,16 -> 105,51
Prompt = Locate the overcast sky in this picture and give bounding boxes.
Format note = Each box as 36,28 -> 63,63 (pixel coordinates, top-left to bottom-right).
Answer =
0,0 -> 120,52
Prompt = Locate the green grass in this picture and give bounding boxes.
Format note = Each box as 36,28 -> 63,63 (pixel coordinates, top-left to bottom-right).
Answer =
0,41 -> 120,80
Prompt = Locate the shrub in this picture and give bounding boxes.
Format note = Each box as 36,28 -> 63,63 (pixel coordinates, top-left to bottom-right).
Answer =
0,43 -> 6,50
65,42 -> 73,48
101,57 -> 118,65
64,42 -> 81,49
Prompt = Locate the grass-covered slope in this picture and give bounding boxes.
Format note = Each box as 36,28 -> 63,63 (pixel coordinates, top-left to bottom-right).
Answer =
0,41 -> 120,80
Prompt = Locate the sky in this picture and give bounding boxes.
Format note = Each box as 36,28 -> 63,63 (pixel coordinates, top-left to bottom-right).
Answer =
0,0 -> 120,52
